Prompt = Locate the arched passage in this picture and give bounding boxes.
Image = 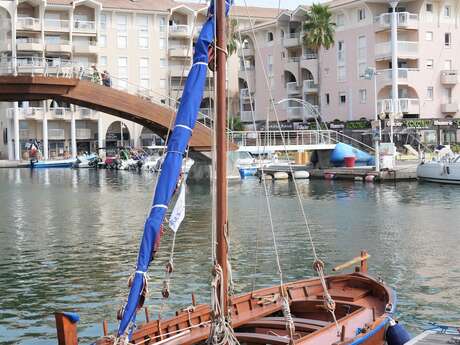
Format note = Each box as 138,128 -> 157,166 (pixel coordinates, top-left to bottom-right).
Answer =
140,127 -> 163,147
105,121 -> 131,153
284,70 -> 297,84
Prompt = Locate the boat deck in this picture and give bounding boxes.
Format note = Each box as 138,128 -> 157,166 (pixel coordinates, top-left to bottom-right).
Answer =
406,328 -> 460,345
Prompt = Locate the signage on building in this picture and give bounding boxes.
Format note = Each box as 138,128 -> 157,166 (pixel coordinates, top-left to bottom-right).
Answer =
344,120 -> 371,130
329,122 -> 345,130
259,122 -> 294,131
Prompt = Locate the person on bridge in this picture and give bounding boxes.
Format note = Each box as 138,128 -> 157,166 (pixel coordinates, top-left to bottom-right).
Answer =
91,65 -> 102,85
102,70 -> 112,87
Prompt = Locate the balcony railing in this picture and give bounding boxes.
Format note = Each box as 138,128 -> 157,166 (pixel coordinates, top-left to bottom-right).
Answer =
19,129 -> 33,139
286,82 -> 300,95
76,107 -> 95,118
376,68 -> 419,83
302,53 -> 318,60
375,41 -> 418,59
302,79 -> 318,92
169,24 -> 190,35
17,17 -> 41,31
169,45 -> 191,57
16,38 -> 43,52
440,70 -> 458,85
48,128 -> 65,140
441,102 -> 459,113
73,41 -> 98,54
377,98 -> 420,114
283,32 -> 301,47
240,88 -> 253,98
44,19 -> 70,31
7,107 -> 45,119
373,12 -> 418,30
240,110 -> 254,122
73,20 -> 96,33
46,40 -> 72,53
48,107 -> 71,119
287,56 -> 301,63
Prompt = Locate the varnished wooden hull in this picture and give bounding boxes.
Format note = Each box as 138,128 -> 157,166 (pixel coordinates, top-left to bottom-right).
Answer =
93,272 -> 395,345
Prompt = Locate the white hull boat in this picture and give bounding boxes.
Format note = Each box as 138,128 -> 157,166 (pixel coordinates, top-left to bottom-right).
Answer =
417,145 -> 460,184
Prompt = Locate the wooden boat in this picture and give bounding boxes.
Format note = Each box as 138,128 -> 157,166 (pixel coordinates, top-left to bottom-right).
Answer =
57,256 -> 396,345
54,1 -> 403,344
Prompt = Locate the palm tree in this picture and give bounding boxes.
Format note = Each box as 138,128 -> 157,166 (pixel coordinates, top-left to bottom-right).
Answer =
302,3 -> 335,112
227,18 -> 238,56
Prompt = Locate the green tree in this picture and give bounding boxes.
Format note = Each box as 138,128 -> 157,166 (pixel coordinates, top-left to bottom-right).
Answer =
228,116 -> 245,131
302,4 -> 335,112
227,18 -> 238,56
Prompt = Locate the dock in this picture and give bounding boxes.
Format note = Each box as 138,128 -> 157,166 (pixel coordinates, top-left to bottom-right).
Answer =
258,161 -> 418,182
0,160 -> 30,168
405,327 -> 460,345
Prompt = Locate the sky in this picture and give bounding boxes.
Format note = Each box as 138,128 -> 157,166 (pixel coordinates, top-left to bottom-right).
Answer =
234,0 -> 314,10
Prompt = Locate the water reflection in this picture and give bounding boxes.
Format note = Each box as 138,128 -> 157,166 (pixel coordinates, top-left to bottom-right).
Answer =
0,170 -> 459,344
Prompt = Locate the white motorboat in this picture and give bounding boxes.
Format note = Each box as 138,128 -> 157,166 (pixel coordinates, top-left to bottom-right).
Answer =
417,145 -> 460,184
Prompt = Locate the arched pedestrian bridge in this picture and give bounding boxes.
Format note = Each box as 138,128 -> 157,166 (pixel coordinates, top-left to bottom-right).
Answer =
0,60 -> 235,151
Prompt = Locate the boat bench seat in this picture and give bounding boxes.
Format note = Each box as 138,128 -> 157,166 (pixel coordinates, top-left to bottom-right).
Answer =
235,332 -> 290,345
243,319 -> 322,333
263,317 -> 330,327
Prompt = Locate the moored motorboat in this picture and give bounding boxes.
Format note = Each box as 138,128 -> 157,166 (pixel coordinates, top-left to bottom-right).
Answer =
417,145 -> 460,184
31,158 -> 76,168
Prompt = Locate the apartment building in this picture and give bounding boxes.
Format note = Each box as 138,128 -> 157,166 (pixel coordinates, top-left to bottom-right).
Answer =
238,0 -> 460,145
0,0 -> 279,160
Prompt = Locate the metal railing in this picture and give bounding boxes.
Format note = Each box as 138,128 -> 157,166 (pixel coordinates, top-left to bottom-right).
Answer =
48,107 -> 71,119
169,24 -> 190,34
377,98 -> 420,114
6,107 -> 45,119
302,53 -> 317,60
373,12 -> 418,28
48,128 -> 65,140
286,82 -> 300,94
302,79 -> 318,91
17,17 -> 40,30
375,41 -> 418,57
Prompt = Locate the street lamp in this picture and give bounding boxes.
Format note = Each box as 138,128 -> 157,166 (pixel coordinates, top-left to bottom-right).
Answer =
275,98 -> 325,131
363,67 -> 381,172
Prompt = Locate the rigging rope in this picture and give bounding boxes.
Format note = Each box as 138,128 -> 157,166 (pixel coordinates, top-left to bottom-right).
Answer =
239,0 -> 342,337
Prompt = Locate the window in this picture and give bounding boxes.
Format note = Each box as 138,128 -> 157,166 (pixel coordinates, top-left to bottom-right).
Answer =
159,38 -> 165,49
117,14 -> 128,49
337,41 -> 345,63
267,32 -> 274,42
425,31 -> 433,41
325,93 -> 330,105
336,13 -> 345,27
338,65 -> 346,81
267,55 -> 273,75
99,56 -> 107,67
339,92 -> 347,104
160,78 -> 166,89
159,16 -> 166,32
444,59 -> 452,70
160,58 -> 166,68
337,41 -> 346,81
100,13 -> 108,30
357,8 -> 366,21
139,57 -> 149,78
117,57 -> 128,89
357,35 -> 366,79
445,32 -> 451,47
425,3 -> 433,22
426,86 -> 433,100
359,89 -> 367,103
444,5 -> 451,17
426,3 -> 433,12
137,15 -> 149,49
99,34 -> 107,47
425,59 -> 434,69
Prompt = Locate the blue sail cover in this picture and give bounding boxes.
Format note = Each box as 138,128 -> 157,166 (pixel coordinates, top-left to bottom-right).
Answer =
117,0 -> 232,338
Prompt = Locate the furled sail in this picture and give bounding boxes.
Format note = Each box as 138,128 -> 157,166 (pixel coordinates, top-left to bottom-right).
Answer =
116,1 -> 231,338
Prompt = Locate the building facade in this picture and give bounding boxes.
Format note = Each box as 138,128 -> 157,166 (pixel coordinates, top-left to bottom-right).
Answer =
0,0 -> 278,160
238,0 -> 460,146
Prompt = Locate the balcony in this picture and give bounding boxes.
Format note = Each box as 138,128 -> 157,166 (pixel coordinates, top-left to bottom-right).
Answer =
169,24 -> 191,38
46,40 -> 72,53
375,41 -> 418,60
373,12 -> 419,31
76,128 -> 91,140
287,107 -> 304,121
283,32 -> 301,48
169,46 -> 191,58
17,17 -> 41,31
169,65 -> 190,77
377,98 -> 420,114
440,70 -> 458,85
16,38 -> 43,51
73,41 -> 98,54
240,111 -> 254,122
73,20 -> 96,34
48,107 -> 71,120
44,19 -> 70,32
441,102 -> 458,113
7,107 -> 45,120
48,128 -> 65,140
240,88 -> 254,99
76,107 -> 96,119
239,46 -> 255,57
286,82 -> 300,95
376,68 -> 418,85
302,79 -> 318,93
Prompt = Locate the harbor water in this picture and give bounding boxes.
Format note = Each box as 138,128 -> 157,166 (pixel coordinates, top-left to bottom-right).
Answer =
0,168 -> 459,344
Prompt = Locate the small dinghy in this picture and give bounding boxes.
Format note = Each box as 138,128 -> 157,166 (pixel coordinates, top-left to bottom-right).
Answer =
31,158 -> 76,168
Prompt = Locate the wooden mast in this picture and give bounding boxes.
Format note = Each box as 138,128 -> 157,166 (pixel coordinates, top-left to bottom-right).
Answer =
215,0 -> 229,316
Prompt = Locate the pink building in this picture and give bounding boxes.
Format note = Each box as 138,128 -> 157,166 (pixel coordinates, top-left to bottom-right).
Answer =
239,0 -> 460,145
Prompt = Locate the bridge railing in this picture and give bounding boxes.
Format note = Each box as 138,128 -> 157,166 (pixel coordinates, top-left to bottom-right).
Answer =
229,130 -> 341,147
0,56 -> 215,130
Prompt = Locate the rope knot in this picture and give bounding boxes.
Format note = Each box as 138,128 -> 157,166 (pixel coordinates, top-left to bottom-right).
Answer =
312,259 -> 325,273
